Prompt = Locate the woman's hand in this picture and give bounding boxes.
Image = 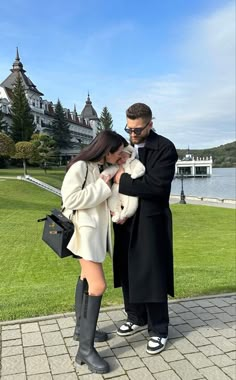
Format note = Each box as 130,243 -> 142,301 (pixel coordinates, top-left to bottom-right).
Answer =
113,167 -> 125,184
100,174 -> 112,186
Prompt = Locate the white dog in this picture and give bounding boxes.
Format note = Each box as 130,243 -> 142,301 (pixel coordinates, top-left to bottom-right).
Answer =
101,145 -> 145,222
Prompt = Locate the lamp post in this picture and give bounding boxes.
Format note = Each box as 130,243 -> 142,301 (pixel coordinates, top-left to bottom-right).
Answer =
179,173 -> 186,204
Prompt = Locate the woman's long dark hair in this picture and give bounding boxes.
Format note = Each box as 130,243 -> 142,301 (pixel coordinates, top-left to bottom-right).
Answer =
67,130 -> 127,171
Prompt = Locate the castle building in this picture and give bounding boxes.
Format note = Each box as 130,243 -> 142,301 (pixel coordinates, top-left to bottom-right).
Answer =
0,49 -> 99,161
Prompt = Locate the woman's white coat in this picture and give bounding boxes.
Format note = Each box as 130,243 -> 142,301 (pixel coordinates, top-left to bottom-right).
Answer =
61,161 -> 112,262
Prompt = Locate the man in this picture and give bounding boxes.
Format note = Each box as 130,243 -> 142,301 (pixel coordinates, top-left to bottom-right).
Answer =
113,103 -> 178,355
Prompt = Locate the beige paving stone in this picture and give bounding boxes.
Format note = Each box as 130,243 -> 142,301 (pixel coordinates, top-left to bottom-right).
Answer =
216,313 -> 235,323
227,351 -> 236,361
154,369 -> 181,379
39,319 -> 58,326
195,300 -> 215,308
106,310 -> 127,321
170,316 -> 185,325
79,374 -> 103,380
107,334 -> 129,349
97,346 -> 114,358
168,326 -> 183,339
53,373 -> 78,380
170,359 -> 202,380
48,354 -> 75,375
25,354 -> 50,375
42,331 -> 64,346
172,337 -> 198,354
45,344 -> 68,356
217,328 -> 236,339
175,323 -> 193,333
209,336 -> 235,352
40,324 -> 59,333
210,299 -> 230,308
197,326 -> 220,338
161,348 -> 184,362
189,306 -> 206,315
200,365 -> 231,380
67,345 -> 78,357
105,376 -> 129,380
119,356 -> 144,370
2,324 -> 20,330
103,356 -> 125,378
142,355 -> 171,373
2,338 -> 22,347
198,312 -> 216,321
28,374 -> 52,380
182,330 -> 210,346
1,354 -> 25,376
170,304 -> 189,313
1,374 -> 26,380
56,317 -> 75,329
22,332 -> 43,347
126,331 -> 148,343
98,311 -> 110,321
130,340 -> 150,358
185,352 -> 213,368
126,367 -> 155,379
21,323 -> 40,333
112,344 -> 137,358
209,354 -> 235,367
223,306 -> 236,315
187,319 -> 206,328
99,320 -> 118,334
198,344 -> 223,356
60,327 -> 74,338
180,301 -> 199,308
206,306 -> 224,314
24,346 -> 45,357
222,365 -> 236,379
206,319 -> 228,329
64,336 -> 78,347
180,311 -> 197,320
1,345 -> 23,357
2,329 -> 21,340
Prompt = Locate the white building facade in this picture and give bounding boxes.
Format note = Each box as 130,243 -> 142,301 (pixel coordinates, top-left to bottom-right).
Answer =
0,49 -> 100,162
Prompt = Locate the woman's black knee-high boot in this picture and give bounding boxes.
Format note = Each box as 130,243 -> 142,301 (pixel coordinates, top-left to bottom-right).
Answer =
75,293 -> 109,374
73,278 -> 108,342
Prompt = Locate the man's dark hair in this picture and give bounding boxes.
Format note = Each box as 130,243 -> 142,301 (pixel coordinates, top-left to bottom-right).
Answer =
126,103 -> 152,121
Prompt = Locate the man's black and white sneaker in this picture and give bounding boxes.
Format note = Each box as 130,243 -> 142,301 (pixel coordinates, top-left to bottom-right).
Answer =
117,322 -> 147,337
146,336 -> 168,354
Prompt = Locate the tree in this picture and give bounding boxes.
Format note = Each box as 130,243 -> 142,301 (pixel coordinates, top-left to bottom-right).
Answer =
97,106 -> 113,134
0,132 -> 15,156
0,109 -> 8,133
10,75 -> 35,142
14,141 -> 35,176
30,133 -> 56,170
44,100 -> 73,150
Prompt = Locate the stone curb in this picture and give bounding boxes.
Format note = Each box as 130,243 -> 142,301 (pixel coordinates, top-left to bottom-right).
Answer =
1,292 -> 235,326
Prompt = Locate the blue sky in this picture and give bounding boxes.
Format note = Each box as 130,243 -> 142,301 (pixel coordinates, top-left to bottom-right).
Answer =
0,0 -> 235,148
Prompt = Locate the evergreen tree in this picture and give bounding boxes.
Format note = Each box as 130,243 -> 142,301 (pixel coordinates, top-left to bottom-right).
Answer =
97,106 -> 113,134
44,100 -> 73,150
10,75 -> 35,142
0,109 -> 8,133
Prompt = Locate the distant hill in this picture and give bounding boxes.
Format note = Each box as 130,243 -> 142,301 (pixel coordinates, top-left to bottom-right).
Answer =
177,141 -> 236,168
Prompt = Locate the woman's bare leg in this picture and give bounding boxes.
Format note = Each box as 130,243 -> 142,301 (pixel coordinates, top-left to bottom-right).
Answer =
79,259 -> 106,296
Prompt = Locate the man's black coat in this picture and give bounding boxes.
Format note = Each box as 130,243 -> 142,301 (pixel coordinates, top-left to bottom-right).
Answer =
113,130 -> 178,303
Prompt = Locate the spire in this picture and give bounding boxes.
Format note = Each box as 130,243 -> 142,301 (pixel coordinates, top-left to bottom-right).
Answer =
11,47 -> 25,73
74,104 -> 77,113
86,91 -> 92,105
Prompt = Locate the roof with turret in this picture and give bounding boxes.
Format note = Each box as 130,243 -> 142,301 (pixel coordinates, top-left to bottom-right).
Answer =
80,93 -> 99,120
0,48 -> 44,96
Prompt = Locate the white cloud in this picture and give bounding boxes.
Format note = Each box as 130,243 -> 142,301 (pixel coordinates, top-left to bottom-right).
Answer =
109,1 -> 236,148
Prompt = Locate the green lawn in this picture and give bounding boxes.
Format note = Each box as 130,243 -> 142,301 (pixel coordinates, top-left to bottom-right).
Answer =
0,172 -> 235,321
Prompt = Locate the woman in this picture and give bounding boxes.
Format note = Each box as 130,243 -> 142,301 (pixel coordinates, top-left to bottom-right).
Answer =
61,130 -> 125,374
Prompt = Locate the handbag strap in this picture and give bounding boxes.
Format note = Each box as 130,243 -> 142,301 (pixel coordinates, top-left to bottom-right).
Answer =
62,162 -> 88,213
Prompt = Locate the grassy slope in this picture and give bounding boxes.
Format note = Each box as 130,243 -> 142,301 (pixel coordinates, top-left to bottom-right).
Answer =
0,175 -> 235,320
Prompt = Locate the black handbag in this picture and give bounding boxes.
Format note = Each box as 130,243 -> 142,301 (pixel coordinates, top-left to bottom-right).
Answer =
38,163 -> 88,258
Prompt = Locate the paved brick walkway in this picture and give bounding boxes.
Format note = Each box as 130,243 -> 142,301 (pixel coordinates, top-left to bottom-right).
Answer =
0,294 -> 235,380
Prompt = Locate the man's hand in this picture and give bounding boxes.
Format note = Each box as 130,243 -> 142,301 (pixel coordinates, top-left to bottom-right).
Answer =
113,167 -> 125,184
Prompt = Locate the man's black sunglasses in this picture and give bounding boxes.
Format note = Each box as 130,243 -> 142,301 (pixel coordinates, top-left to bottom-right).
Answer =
124,120 -> 150,135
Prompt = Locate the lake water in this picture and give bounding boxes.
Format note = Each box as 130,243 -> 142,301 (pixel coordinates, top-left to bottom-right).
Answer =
171,168 -> 236,200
